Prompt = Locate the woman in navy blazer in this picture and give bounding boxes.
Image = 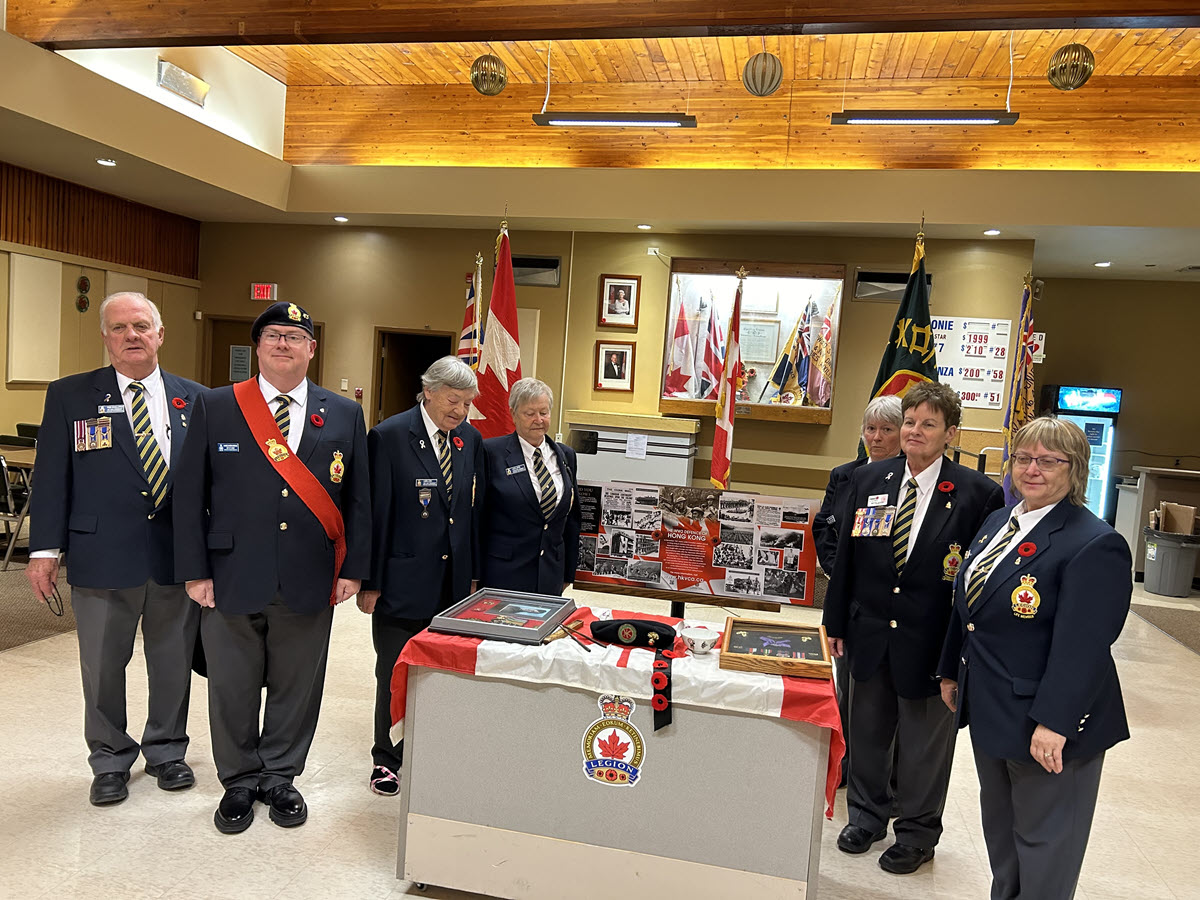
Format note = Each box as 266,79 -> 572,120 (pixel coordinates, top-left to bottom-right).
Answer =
939,417 -> 1131,900
480,378 -> 580,595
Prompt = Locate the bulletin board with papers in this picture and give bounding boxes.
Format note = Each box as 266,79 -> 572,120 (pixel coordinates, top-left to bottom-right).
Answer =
574,481 -> 817,606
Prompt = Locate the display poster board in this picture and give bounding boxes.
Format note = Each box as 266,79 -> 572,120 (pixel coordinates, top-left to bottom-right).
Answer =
574,480 -> 816,605
931,316 -> 1012,410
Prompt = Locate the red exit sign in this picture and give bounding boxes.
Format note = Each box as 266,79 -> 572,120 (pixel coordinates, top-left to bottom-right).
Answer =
250,282 -> 278,301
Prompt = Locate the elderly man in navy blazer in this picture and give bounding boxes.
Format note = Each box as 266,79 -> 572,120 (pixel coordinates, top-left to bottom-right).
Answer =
27,291 -> 204,807
174,300 -> 370,834
356,356 -> 485,797
480,377 -> 581,594
823,381 -> 1004,874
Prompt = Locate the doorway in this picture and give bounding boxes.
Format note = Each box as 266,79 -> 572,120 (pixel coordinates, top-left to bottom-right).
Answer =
373,329 -> 455,426
203,315 -> 325,388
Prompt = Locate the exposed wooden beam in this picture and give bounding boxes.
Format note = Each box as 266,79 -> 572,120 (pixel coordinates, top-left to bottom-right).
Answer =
8,1 -> 1200,50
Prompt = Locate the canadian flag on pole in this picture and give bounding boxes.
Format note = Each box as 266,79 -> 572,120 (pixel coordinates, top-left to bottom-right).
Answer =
663,286 -> 697,396
710,272 -> 746,489
470,226 -> 521,438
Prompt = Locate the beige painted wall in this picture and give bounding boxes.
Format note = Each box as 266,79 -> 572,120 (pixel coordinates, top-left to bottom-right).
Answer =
562,232 -> 1034,495
0,246 -> 201,432
197,224 -> 573,424
1036,277 -> 1200,478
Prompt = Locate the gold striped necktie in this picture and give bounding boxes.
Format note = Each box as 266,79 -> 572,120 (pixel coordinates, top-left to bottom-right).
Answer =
966,516 -> 1022,608
274,395 -> 291,440
437,431 -> 454,502
531,446 -> 558,519
892,477 -> 920,573
128,381 -> 168,508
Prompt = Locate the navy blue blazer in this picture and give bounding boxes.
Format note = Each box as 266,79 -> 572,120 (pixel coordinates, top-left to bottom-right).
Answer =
480,433 -> 581,595
30,366 -> 203,590
938,501 -> 1131,762
822,455 -> 1005,698
173,380 -> 372,615
812,457 -> 867,575
363,404 -> 485,619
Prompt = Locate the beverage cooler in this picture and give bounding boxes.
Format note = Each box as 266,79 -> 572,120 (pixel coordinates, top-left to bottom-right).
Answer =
1039,385 -> 1122,520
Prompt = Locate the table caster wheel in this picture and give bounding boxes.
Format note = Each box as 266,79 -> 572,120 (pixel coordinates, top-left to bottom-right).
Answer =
414,884 -> 427,892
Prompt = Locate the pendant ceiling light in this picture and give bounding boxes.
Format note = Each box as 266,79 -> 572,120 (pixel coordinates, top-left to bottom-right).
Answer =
1047,43 -> 1096,91
743,50 -> 783,97
470,53 -> 508,96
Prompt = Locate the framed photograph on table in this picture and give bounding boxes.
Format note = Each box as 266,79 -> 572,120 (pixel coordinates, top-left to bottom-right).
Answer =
595,340 -> 635,392
430,589 -> 577,644
598,274 -> 641,329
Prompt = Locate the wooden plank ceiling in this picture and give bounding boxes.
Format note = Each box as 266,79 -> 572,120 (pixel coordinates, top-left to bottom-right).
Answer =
10,0 -> 1198,49
229,29 -> 1200,86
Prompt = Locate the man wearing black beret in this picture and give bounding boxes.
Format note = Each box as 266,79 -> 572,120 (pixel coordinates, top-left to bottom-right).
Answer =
174,301 -> 371,834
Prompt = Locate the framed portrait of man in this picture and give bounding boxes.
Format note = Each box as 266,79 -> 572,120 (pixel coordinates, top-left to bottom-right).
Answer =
598,275 -> 641,329
595,340 -> 635,392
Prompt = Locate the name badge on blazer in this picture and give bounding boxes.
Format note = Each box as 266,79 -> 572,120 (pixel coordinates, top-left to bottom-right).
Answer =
217,443 -> 240,452
867,493 -> 890,507
415,478 -> 439,488
505,464 -> 527,476
98,404 -> 125,414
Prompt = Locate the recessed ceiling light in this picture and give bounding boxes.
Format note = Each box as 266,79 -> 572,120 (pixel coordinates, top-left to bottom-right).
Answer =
983,229 -> 1001,236
1093,261 -> 1112,268
637,224 -> 652,230
95,158 -> 117,167
333,215 -> 349,223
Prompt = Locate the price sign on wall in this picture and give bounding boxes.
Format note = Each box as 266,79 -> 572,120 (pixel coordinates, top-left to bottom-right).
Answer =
931,317 -> 1012,410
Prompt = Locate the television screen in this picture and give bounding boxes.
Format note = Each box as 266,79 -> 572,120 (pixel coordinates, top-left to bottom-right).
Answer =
1056,385 -> 1122,414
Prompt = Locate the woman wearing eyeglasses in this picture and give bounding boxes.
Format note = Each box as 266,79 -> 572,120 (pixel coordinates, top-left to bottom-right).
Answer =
938,417 -> 1132,900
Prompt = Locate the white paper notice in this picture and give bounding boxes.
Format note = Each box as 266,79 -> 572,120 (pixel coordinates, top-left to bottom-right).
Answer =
625,433 -> 648,459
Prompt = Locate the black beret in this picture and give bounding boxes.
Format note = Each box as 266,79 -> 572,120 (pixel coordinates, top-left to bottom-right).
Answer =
590,619 -> 677,649
251,301 -> 314,342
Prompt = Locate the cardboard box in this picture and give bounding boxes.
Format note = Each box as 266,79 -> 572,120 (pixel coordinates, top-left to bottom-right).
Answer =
1158,502 -> 1197,535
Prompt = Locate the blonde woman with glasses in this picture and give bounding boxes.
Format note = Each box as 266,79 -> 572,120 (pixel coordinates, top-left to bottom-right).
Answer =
938,416 -> 1132,900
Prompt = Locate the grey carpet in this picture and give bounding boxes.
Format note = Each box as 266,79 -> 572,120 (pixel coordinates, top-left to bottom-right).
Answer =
0,564 -> 76,652
1132,603 -> 1200,656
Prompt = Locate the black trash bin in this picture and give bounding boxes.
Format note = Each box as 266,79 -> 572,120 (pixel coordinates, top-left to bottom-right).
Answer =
1143,527 -> 1200,598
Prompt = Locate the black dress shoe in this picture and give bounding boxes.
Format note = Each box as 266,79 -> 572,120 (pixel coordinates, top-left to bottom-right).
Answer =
259,783 -> 307,828
214,787 -> 257,834
144,760 -> 195,791
837,823 -> 887,854
879,842 -> 935,874
89,772 -> 130,806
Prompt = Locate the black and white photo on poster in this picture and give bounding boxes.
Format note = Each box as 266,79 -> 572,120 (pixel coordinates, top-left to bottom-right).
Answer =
659,486 -> 720,522
602,507 -> 633,528
782,547 -> 801,572
754,504 -> 782,527
781,499 -> 811,525
719,523 -> 754,545
758,526 -> 805,550
764,568 -> 807,599
628,560 -> 663,583
578,535 -> 597,572
635,534 -> 660,557
602,485 -> 633,511
713,541 -> 753,570
593,558 -> 629,578
632,507 -> 662,531
757,547 -> 783,568
633,487 -> 661,508
718,494 -> 755,523
602,529 -> 635,558
723,569 -> 763,596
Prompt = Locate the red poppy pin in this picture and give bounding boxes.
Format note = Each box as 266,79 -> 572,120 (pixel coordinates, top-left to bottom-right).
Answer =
171,397 -> 186,409
453,436 -> 464,450
1018,541 -> 1037,557
937,481 -> 955,493
310,413 -> 324,427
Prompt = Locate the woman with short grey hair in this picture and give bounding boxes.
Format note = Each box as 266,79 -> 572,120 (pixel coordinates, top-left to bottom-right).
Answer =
480,376 -> 581,596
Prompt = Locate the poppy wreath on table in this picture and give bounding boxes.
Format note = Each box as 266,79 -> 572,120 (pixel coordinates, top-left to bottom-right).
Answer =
171,397 -> 186,409
310,413 -> 324,427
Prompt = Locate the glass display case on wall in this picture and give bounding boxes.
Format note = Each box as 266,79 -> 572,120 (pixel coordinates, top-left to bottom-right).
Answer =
658,259 -> 846,424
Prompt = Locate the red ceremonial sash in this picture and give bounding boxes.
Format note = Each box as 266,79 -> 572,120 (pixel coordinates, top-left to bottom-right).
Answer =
233,379 -> 346,604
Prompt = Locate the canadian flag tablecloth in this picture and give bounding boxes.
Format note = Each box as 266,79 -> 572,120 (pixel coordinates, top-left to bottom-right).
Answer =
393,605 -> 845,816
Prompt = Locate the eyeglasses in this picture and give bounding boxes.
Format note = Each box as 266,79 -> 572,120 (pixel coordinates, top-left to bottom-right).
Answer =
45,584 -> 64,617
260,330 -> 311,346
1011,453 -> 1069,471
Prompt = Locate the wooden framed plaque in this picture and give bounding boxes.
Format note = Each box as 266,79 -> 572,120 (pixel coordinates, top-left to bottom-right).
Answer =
718,616 -> 832,679
430,589 -> 577,644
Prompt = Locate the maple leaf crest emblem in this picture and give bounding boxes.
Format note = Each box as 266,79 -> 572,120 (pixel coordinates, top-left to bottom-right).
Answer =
598,730 -> 629,760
